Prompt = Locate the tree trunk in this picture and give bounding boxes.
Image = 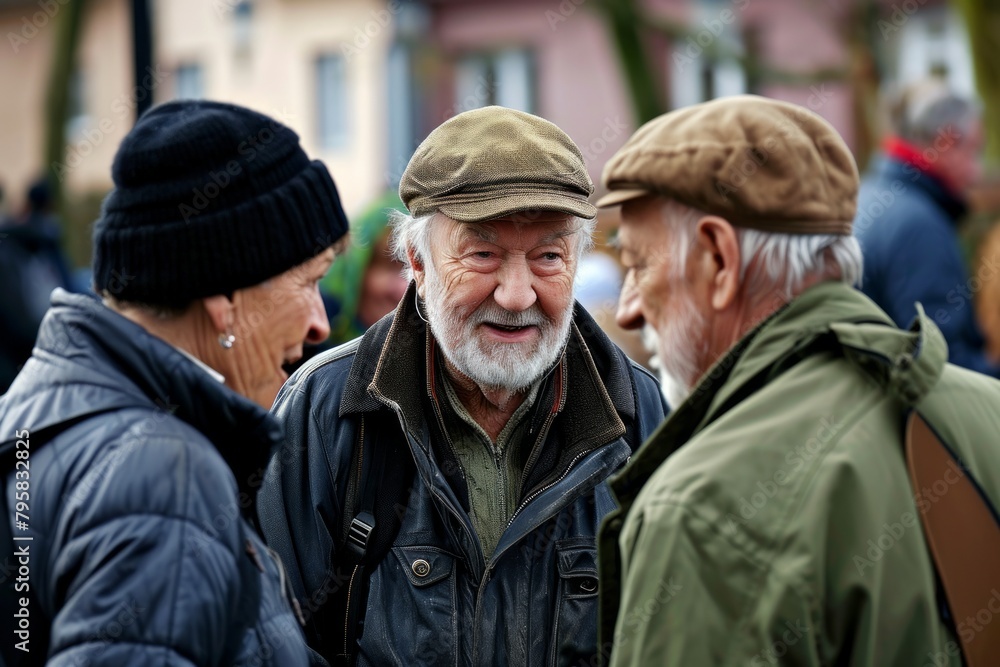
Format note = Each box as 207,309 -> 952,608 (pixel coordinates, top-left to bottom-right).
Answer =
44,0 -> 88,215
595,0 -> 665,126
954,0 -> 1000,165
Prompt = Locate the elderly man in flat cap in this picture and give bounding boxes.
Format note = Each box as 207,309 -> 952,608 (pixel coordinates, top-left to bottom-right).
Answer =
258,106 -> 666,666
596,95 -> 1000,666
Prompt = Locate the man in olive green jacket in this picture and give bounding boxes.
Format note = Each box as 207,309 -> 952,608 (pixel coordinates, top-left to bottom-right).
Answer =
595,95 -> 1000,666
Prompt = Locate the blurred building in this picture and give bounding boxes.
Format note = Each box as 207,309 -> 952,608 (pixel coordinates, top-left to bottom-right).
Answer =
0,0 -> 976,231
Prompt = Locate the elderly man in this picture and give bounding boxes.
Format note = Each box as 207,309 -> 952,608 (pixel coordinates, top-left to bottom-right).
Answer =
258,106 -> 666,666
596,96 -> 1000,666
854,80 -> 998,376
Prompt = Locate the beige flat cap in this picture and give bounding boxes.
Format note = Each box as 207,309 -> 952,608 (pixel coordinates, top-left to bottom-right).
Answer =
597,95 -> 859,235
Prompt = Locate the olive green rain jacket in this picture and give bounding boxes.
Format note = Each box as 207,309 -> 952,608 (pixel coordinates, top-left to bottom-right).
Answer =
598,281 -> 1000,667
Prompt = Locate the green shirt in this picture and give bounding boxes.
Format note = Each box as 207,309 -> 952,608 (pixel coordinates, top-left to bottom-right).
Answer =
439,377 -> 541,557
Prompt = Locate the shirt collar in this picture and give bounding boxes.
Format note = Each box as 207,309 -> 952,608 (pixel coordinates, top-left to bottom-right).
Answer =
177,347 -> 226,384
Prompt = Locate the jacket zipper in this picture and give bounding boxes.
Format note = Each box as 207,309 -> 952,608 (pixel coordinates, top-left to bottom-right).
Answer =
471,411 -> 561,663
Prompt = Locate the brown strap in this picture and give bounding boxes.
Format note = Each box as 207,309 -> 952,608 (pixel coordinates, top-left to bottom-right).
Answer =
906,412 -> 1000,666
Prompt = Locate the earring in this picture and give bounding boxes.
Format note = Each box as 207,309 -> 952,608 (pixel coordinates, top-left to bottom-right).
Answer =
219,333 -> 236,349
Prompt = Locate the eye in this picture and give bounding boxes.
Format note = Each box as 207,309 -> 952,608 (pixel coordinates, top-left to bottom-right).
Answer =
541,252 -> 561,261
475,251 -> 493,259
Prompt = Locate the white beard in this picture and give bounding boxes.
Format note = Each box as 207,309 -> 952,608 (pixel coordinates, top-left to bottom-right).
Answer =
422,267 -> 573,393
641,289 -> 708,410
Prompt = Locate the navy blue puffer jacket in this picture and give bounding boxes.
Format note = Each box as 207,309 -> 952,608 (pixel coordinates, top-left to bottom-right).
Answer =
0,290 -> 315,666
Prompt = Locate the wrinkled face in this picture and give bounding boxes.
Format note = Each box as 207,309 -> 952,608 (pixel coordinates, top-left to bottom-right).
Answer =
616,197 -> 709,407
226,248 -> 335,408
414,213 -> 579,392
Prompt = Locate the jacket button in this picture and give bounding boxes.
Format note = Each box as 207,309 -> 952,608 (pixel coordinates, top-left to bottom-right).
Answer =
412,559 -> 431,578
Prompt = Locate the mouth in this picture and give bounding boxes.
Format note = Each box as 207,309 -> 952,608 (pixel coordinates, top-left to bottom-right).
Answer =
481,322 -> 539,342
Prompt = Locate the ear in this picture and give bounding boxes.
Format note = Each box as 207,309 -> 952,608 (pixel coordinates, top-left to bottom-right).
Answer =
202,294 -> 235,334
693,216 -> 741,312
407,246 -> 428,299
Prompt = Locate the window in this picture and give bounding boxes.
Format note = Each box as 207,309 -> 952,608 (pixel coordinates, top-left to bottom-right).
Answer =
316,54 -> 349,151
175,64 -> 204,100
669,2 -> 746,108
454,48 -> 534,115
894,7 -> 974,96
233,0 -> 253,55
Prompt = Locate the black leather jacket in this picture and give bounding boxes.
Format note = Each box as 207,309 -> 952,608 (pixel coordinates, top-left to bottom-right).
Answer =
259,285 -> 667,666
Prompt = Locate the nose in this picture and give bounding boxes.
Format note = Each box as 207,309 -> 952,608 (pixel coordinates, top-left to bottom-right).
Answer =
616,272 -> 645,330
493,259 -> 537,312
304,289 -> 331,344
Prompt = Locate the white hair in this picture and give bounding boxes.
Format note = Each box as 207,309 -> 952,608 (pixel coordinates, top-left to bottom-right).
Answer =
661,200 -> 863,301
389,210 -> 597,280
890,80 -> 980,146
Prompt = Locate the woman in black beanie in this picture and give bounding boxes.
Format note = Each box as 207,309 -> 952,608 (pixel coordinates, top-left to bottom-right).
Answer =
0,100 -> 348,666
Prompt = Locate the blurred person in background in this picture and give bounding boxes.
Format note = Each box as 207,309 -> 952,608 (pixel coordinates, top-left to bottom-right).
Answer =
975,220 -> 1000,363
0,100 -> 348,666
854,79 -> 998,375
597,95 -> 1000,666
0,177 -> 77,393
259,106 -> 667,666
320,190 -> 409,344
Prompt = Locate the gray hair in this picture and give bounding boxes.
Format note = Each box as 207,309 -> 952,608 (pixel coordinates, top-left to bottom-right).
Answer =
389,210 -> 597,280
891,81 -> 979,145
661,200 -> 863,301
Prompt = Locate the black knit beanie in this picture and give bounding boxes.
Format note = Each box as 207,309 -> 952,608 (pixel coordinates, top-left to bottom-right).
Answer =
93,100 -> 349,307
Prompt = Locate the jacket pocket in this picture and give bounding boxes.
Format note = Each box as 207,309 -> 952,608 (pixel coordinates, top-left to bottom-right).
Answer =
358,546 -> 458,667
550,538 -> 600,667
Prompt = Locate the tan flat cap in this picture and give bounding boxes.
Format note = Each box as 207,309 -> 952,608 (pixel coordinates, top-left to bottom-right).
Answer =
400,106 -> 596,222
597,95 -> 859,235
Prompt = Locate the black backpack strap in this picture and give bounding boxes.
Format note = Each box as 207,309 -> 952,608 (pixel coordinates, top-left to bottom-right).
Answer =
326,412 -> 413,667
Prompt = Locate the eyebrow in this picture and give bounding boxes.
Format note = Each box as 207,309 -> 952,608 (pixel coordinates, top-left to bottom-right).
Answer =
539,228 -> 578,244
461,224 -> 575,245
464,224 -> 498,243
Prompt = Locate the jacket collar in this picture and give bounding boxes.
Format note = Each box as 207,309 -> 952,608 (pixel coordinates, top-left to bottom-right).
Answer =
2,289 -> 282,509
340,282 -> 629,489
611,281 -> 948,504
872,154 -> 968,222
